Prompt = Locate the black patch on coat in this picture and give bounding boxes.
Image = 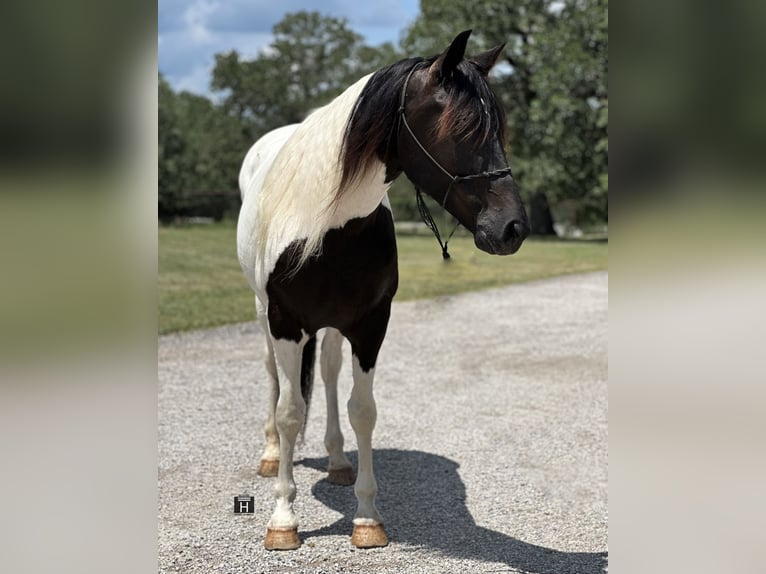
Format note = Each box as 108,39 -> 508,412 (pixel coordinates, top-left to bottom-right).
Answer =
266,204 -> 398,372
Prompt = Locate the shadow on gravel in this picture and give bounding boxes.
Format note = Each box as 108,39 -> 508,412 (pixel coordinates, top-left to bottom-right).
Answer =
299,450 -> 607,574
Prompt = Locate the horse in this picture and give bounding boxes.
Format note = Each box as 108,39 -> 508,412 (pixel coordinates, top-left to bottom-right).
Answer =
236,30 -> 530,551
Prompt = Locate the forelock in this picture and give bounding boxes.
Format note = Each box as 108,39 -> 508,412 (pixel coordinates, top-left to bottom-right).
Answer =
436,60 -> 506,146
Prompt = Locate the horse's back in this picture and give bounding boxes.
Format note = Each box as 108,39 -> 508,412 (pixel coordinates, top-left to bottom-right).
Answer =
237,124 -> 299,291
238,124 -> 299,201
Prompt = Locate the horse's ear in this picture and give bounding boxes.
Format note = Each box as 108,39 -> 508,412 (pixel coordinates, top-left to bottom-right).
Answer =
471,43 -> 506,76
429,29 -> 472,84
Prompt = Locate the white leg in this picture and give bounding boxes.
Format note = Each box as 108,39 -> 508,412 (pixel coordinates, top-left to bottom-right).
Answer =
321,328 -> 354,485
257,297 -> 280,476
348,355 -> 388,547
265,335 -> 307,550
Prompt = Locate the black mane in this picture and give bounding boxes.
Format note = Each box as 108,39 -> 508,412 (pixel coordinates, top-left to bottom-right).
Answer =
338,57 -> 427,195
337,55 -> 506,201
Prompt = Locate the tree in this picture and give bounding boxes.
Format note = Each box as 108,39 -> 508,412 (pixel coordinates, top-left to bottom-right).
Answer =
158,74 -> 187,221
158,75 -> 250,220
521,0 -> 608,226
212,12 -> 399,138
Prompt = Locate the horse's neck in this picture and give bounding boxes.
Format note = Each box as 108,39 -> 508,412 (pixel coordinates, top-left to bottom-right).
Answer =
260,73 -> 384,221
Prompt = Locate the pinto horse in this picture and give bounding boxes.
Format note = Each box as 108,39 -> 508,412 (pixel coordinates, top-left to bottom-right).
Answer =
237,30 -> 529,551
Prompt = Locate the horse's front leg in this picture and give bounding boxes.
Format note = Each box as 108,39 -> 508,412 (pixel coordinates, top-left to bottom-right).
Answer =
264,334 -> 307,551
321,328 -> 355,485
346,303 -> 391,548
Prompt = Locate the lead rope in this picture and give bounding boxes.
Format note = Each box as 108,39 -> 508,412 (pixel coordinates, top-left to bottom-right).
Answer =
415,186 -> 460,260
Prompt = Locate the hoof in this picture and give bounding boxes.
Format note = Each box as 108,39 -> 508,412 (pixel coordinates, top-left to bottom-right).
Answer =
258,459 -> 279,477
351,523 -> 388,548
327,466 -> 355,486
264,527 -> 300,550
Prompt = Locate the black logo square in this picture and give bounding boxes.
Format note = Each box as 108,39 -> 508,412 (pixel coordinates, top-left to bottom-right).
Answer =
234,495 -> 254,514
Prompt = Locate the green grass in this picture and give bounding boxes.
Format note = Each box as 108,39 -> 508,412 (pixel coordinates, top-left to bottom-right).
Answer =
159,223 -> 255,334
159,222 -> 607,334
395,232 -> 607,300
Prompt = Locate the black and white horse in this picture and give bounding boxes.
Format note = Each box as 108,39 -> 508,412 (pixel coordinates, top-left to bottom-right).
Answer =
237,30 -> 529,551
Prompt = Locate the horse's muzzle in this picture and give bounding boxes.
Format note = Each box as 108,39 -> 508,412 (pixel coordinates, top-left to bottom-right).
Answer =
474,217 -> 529,255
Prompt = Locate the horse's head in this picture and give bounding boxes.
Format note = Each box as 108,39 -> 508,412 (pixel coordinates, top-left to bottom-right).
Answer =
397,30 -> 529,255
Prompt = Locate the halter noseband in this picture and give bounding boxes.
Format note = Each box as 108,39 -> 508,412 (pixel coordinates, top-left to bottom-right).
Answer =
397,65 -> 513,259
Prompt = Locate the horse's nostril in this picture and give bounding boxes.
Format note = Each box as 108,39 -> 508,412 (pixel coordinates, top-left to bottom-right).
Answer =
503,219 -> 529,243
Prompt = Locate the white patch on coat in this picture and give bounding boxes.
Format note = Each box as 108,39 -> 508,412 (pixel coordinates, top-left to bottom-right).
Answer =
236,73 -> 392,294
348,355 -> 383,525
237,124 -> 299,293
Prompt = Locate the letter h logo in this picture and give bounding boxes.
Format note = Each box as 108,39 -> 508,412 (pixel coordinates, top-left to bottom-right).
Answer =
234,495 -> 254,514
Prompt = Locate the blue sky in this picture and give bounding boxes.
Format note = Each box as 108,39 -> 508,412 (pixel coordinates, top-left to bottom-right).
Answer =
159,0 -> 421,96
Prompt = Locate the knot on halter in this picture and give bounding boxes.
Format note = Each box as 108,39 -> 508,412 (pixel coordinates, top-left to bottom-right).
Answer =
416,187 -> 457,260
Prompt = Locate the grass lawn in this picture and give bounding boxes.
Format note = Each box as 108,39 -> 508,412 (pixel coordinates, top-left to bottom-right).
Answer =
159,222 -> 607,334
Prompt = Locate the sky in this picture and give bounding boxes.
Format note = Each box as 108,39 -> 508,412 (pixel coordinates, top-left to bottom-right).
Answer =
159,0 -> 421,97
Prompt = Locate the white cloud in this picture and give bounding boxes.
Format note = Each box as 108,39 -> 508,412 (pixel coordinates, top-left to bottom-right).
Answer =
160,29 -> 274,94
183,0 -> 219,43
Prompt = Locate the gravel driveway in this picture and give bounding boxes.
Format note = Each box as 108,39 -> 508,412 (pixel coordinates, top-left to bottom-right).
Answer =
159,271 -> 608,574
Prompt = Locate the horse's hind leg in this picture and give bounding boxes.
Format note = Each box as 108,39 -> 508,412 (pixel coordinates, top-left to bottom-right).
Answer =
321,328 -> 355,485
256,296 -> 279,477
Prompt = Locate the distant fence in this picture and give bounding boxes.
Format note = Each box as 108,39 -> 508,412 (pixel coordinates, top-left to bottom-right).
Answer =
159,189 -> 241,222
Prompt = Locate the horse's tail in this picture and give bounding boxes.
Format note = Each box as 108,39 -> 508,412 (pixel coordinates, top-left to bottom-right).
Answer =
299,334 -> 317,440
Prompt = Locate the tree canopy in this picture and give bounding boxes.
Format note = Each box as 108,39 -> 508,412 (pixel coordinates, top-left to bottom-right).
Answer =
159,74 -> 250,221
212,13 -> 400,138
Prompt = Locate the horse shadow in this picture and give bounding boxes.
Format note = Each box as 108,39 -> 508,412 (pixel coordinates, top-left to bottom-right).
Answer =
299,449 -> 607,574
